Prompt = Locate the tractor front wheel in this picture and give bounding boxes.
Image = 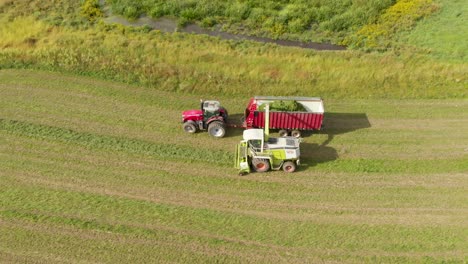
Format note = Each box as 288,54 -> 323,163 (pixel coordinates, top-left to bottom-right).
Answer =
208,121 -> 226,138
252,158 -> 270,173
282,161 -> 296,173
183,121 -> 198,134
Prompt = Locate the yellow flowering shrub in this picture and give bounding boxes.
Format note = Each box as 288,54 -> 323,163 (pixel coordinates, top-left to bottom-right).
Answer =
81,0 -> 103,22
344,0 -> 438,50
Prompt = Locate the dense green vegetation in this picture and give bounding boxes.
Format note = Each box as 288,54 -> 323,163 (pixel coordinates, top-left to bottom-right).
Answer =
107,0 -> 397,43
0,0 -> 83,27
0,0 -> 467,262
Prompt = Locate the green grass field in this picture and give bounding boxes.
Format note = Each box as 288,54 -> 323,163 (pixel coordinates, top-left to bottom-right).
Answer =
1,69 -> 467,263
1,0 -> 467,262
397,0 -> 468,61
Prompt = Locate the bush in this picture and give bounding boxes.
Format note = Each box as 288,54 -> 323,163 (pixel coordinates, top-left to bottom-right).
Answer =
180,8 -> 200,22
80,0 -> 103,22
248,7 -> 268,24
149,5 -> 165,18
200,16 -> 217,28
224,2 -> 251,22
288,18 -> 308,33
124,6 -> 140,20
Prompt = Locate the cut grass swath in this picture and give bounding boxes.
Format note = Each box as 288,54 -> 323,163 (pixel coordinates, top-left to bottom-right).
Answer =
0,119 -> 233,166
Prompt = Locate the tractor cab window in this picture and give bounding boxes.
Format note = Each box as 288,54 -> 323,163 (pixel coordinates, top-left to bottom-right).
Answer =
203,101 -> 220,113
202,101 -> 221,119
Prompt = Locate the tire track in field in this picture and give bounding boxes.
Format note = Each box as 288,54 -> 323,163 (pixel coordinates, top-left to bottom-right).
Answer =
2,133 -> 466,227
3,131 -> 466,228
7,171 -> 467,228
0,217 -> 300,263
2,213 -> 465,262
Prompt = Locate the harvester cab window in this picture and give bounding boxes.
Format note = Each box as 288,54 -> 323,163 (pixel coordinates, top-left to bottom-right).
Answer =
267,138 -> 278,144
249,140 -> 262,151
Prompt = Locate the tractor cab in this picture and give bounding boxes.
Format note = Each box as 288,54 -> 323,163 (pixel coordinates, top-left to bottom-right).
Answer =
201,100 -> 222,119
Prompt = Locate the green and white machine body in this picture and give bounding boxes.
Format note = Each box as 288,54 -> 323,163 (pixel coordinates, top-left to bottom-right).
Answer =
235,104 -> 301,175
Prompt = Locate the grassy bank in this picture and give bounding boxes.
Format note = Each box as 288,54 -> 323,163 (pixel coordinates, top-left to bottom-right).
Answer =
0,17 -> 466,99
397,0 -> 468,61
1,0 -> 466,99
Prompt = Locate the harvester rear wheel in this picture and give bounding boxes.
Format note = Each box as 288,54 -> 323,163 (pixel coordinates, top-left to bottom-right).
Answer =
282,161 -> 296,173
252,158 -> 270,173
279,129 -> 289,137
208,121 -> 226,138
183,121 -> 198,134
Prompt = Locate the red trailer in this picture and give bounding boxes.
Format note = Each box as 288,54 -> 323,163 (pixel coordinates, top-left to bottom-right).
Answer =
244,96 -> 324,138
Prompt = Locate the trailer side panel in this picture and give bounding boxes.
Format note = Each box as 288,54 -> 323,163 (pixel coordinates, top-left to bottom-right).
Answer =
252,111 -> 323,130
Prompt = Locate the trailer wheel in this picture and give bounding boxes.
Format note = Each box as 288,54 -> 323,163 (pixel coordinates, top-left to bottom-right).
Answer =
183,121 -> 198,134
252,158 -> 270,173
208,121 -> 226,138
279,129 -> 289,137
282,161 -> 296,173
291,130 -> 301,138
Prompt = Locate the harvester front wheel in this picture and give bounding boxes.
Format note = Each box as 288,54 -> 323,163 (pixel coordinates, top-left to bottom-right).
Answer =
252,158 -> 270,173
183,121 -> 198,134
282,161 -> 296,173
208,121 -> 226,138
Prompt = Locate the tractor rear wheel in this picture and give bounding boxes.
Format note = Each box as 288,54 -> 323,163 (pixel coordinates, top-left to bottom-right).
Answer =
279,129 -> 289,137
291,130 -> 301,138
282,161 -> 296,173
208,121 -> 226,138
252,158 -> 270,173
183,121 -> 198,134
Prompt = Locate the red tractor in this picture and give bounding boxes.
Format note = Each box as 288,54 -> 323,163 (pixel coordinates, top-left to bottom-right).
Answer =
182,100 -> 228,138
